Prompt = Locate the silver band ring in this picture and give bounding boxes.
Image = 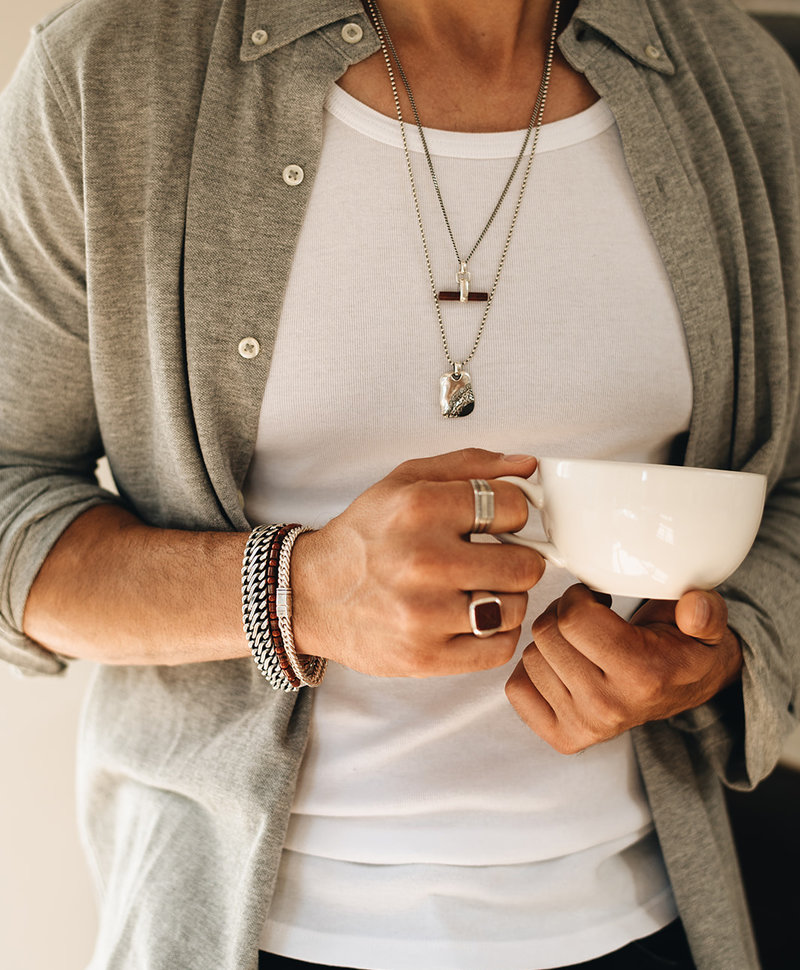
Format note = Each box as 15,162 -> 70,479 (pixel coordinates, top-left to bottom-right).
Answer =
470,479 -> 495,534
469,593 -> 504,638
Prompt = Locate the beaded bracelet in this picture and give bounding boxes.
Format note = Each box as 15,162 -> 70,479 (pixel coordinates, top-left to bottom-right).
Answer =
241,523 -> 326,691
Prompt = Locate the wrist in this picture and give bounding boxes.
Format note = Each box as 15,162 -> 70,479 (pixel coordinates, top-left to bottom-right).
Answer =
240,524 -> 326,690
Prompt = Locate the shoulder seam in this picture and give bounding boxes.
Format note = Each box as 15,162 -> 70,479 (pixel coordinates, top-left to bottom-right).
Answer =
30,34 -> 82,157
33,0 -> 84,35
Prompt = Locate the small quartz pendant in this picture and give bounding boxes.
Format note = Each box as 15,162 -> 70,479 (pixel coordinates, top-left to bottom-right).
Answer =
440,370 -> 475,417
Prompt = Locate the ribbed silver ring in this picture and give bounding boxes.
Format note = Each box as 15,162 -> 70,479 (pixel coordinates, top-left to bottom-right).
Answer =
470,479 -> 495,533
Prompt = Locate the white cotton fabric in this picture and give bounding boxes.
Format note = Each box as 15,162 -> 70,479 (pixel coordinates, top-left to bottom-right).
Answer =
245,87 -> 691,968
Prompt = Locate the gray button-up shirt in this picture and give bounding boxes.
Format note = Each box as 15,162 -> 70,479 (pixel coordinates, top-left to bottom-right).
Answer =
1,1 -> 799,967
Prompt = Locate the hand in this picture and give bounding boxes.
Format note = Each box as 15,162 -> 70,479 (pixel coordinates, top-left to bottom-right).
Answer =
290,449 -> 546,677
505,583 -> 744,753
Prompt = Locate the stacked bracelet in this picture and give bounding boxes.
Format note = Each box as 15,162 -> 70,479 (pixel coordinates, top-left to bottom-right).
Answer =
241,523 -> 327,691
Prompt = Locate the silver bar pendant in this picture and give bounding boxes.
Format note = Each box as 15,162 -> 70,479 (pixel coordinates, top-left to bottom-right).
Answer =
437,261 -> 488,302
440,370 -> 475,417
457,261 -> 471,302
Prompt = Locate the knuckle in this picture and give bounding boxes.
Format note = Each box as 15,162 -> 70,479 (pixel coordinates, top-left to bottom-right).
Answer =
549,724 -> 592,755
520,640 -> 540,672
555,599 -> 580,634
396,608 -> 425,644
391,456 -> 428,482
396,483 -> 436,527
556,596 -> 594,638
569,716 -> 613,752
629,650 -> 675,699
457,446 -> 497,468
394,594 -> 436,642
634,666 -> 665,700
531,611 -> 557,642
591,695 -> 627,733
393,635 -> 439,677
402,545 -> 441,585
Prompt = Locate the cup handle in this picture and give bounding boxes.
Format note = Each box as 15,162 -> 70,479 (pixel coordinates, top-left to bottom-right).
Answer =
495,475 -> 566,568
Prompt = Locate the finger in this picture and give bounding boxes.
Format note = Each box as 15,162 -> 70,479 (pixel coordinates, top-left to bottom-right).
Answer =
432,630 -> 522,676
461,478 -> 535,536
454,541 -> 546,593
520,639 -> 575,709
378,476 -> 535,542
461,590 -> 528,636
390,448 -> 537,485
674,589 -> 729,645
411,478 -> 535,535
530,598 -> 605,690
505,658 -> 559,734
545,583 -> 637,672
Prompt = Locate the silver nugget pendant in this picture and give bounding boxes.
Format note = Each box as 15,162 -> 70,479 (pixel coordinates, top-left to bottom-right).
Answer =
440,370 -> 475,417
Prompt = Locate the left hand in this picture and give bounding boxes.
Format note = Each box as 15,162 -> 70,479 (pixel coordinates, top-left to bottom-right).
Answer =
505,583 -> 744,754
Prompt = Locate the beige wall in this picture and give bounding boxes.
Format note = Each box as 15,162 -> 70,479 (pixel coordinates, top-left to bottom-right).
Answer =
1,3 -> 800,970
0,8 -> 99,970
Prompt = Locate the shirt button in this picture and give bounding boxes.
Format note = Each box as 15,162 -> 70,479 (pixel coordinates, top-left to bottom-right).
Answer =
645,44 -> 662,59
282,164 -> 304,186
238,337 -> 260,359
251,29 -> 269,46
341,23 -> 363,44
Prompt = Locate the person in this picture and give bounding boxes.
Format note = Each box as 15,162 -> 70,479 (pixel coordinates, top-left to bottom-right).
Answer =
0,0 -> 798,968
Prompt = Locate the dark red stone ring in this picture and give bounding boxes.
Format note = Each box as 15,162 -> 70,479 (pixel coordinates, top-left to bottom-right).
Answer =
468,594 -> 504,638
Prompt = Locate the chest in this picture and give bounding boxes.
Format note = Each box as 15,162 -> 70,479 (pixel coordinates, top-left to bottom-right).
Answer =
242,93 -> 693,526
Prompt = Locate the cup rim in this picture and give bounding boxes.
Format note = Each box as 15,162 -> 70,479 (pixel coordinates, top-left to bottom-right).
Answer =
536,456 -> 766,483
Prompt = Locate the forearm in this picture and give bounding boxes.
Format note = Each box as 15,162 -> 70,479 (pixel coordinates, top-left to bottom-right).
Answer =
20,449 -> 543,676
22,505 -> 250,666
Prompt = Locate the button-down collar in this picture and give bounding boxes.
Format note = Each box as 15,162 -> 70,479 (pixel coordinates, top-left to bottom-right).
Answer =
240,0 -> 674,75
565,0 -> 675,75
241,0 -> 372,61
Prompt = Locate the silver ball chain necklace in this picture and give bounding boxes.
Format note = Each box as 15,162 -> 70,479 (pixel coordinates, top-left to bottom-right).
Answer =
364,0 -> 561,417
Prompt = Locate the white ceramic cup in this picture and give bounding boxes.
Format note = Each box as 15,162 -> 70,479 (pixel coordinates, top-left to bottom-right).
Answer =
497,458 -> 767,600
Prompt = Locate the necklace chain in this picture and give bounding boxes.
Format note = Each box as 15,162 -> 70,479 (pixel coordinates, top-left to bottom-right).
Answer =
365,0 -> 561,374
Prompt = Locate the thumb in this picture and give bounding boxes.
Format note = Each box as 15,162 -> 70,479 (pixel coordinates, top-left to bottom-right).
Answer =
390,448 -> 537,484
674,589 -> 730,645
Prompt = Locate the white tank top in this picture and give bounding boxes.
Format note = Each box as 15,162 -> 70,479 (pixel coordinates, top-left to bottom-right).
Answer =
245,86 -> 691,969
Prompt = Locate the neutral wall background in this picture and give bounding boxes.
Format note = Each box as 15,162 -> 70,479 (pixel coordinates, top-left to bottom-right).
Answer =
1,10 -> 102,970
1,3 -> 800,970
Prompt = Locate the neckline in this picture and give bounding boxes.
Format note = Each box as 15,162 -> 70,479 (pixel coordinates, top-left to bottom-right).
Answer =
326,84 -> 615,159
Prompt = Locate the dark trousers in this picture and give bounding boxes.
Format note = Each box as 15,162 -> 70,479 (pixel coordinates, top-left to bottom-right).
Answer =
259,919 -> 696,970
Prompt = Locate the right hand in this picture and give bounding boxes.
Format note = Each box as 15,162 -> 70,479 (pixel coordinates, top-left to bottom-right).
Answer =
290,449 -> 546,677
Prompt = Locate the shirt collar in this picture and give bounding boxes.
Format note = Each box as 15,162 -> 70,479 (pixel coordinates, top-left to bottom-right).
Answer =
240,0 -> 674,76
566,0 -> 675,75
240,0 -> 371,61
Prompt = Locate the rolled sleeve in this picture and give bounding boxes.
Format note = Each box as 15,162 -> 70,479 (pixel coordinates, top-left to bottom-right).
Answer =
0,39 -> 120,674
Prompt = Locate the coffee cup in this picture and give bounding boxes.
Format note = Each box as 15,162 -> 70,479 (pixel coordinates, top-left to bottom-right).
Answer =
497,458 -> 767,600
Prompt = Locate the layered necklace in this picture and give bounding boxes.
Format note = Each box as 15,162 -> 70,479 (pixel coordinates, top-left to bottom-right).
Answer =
365,0 -> 561,416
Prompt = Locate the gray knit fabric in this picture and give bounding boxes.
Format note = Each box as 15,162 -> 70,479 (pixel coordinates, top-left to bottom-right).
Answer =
1,1 -> 799,967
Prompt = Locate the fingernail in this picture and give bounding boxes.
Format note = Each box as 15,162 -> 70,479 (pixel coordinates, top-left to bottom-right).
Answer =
693,594 -> 711,630
503,453 -> 535,462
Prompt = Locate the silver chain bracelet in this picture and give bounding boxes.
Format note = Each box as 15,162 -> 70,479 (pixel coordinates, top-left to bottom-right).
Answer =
241,523 -> 325,691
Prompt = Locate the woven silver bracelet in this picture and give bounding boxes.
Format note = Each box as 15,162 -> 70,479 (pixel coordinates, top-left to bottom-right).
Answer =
241,523 -> 325,691
242,524 -> 300,691
276,525 -> 326,688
